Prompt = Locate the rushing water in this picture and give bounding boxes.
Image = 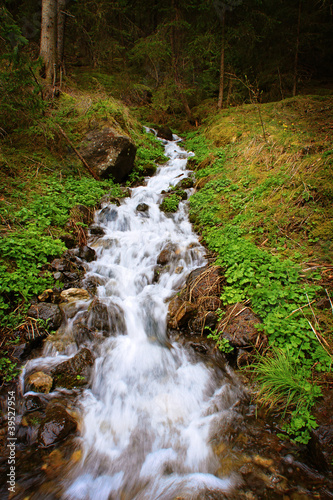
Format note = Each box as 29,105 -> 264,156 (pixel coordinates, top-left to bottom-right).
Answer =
22,132 -> 244,499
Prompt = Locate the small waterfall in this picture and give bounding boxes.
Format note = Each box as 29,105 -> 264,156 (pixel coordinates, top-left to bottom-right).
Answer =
22,132 -> 244,499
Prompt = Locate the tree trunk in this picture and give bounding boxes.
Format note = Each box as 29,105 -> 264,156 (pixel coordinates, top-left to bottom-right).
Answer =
40,0 -> 57,83
217,12 -> 226,110
57,0 -> 66,68
293,0 -> 302,97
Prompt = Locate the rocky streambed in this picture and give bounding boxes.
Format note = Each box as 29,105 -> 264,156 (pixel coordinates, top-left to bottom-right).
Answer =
0,132 -> 332,500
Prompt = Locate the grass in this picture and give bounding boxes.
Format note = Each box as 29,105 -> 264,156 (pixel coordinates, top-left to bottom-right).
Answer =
183,94 -> 333,443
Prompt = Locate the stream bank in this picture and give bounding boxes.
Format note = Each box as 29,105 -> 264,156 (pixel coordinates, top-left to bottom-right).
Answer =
0,130 -> 332,499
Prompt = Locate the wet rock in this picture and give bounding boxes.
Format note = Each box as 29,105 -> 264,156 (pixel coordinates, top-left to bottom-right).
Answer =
79,127 -> 137,182
186,265 -> 222,302
77,245 -> 96,262
26,371 -> 53,394
59,288 -> 91,319
100,194 -> 121,206
99,205 -> 118,223
157,243 -> 177,265
153,265 -> 170,283
136,203 -> 149,212
237,348 -> 251,368
157,126 -> 173,141
27,303 -> 63,331
142,164 -> 157,176
89,225 -> 106,236
37,404 -> 77,448
84,275 -> 106,295
51,348 -> 94,389
23,395 -> 48,414
53,271 -> 63,281
60,288 -> 91,303
189,342 -> 208,354
168,299 -> 197,329
72,313 -> 94,345
220,303 -> 261,348
50,258 -> 71,273
88,299 -> 126,335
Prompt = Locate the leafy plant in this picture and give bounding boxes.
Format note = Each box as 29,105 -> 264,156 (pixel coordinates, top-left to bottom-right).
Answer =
160,194 -> 181,213
0,356 -> 19,384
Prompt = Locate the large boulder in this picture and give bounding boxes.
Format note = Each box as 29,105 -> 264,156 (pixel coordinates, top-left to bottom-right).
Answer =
80,127 -> 137,182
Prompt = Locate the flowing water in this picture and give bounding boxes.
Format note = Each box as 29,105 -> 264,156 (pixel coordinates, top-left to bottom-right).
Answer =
20,133 -> 245,499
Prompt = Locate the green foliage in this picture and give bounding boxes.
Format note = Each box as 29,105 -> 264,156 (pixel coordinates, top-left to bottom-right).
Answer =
160,194 -> 181,213
206,327 -> 234,353
204,225 -> 331,372
0,356 -> 19,384
253,348 -> 321,443
0,174 -> 120,328
128,131 -> 168,184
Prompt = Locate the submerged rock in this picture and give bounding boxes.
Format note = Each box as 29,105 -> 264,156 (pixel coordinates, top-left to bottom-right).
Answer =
136,203 -> 149,212
51,348 -> 94,389
37,404 -> 77,448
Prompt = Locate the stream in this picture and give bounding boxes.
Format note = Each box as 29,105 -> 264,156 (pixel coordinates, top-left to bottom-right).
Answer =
61,132 -> 243,499
2,131 -> 331,499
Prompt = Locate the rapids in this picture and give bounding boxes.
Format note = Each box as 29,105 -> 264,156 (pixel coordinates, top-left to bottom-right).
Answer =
22,132 -> 244,499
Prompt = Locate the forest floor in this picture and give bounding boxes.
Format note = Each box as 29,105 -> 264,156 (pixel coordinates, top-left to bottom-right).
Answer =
1,83 -> 333,458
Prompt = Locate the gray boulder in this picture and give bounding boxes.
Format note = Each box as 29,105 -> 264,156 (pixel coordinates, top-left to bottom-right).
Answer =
80,127 -> 137,182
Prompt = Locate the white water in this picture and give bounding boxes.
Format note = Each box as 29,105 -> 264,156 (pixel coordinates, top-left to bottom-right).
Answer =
25,133 -> 244,499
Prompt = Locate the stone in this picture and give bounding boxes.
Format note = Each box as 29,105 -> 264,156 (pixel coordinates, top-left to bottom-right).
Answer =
51,348 -> 94,389
69,205 -> 93,226
99,206 -> 118,223
59,288 -> 91,319
77,245 -> 96,262
50,258 -> 70,273
221,303 -> 261,348
37,404 -> 77,448
23,395 -> 47,414
185,265 -> 222,302
157,243 -> 177,265
60,233 -> 76,249
72,313 -> 94,345
157,126 -> 173,141
168,298 -> 196,329
38,289 -> 54,302
142,164 -> 157,176
27,303 -> 63,331
60,288 -> 91,303
79,127 -> 137,182
88,300 -> 126,335
136,203 -> 149,212
89,225 -> 106,236
26,371 -> 53,394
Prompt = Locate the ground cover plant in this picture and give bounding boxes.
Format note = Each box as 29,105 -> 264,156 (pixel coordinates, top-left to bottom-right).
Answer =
0,89 -> 166,383
184,95 -> 333,443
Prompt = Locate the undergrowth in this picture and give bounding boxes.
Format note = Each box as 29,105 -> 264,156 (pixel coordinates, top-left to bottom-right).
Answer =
184,97 -> 333,444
